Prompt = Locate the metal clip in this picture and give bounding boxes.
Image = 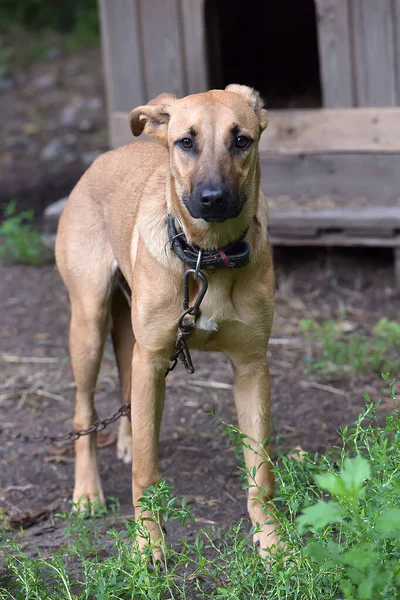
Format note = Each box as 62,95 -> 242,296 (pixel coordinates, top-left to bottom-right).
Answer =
194,248 -> 203,279
183,268 -> 208,313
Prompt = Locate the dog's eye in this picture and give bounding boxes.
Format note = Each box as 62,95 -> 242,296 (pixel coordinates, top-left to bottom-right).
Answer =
180,138 -> 193,150
235,135 -> 251,149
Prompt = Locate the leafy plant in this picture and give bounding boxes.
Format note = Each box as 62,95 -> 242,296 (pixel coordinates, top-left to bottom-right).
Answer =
300,317 -> 400,375
0,374 -> 399,598
297,373 -> 400,599
0,200 -> 45,265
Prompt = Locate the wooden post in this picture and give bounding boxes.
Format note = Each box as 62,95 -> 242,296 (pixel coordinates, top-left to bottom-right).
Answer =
314,0 -> 354,107
138,0 -> 187,99
394,248 -> 400,293
351,0 -> 397,106
98,0 -> 146,148
180,0 -> 208,94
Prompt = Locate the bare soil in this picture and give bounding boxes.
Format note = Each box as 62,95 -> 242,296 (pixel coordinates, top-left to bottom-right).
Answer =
0,47 -> 107,217
0,246 -> 398,558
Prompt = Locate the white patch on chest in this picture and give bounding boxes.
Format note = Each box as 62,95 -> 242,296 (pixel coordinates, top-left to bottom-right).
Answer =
195,313 -> 219,332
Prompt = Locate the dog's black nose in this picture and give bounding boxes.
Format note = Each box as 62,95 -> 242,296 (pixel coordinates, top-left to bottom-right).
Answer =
200,188 -> 225,208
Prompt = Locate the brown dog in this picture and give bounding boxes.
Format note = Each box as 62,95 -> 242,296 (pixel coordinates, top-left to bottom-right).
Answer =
55,84 -> 278,556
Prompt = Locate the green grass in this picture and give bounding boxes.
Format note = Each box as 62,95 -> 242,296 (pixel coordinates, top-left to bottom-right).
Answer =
1,374 -> 399,599
0,200 -> 46,265
300,317 -> 400,375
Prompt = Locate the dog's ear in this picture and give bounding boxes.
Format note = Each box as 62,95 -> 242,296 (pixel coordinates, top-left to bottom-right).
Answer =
130,93 -> 178,143
225,84 -> 268,132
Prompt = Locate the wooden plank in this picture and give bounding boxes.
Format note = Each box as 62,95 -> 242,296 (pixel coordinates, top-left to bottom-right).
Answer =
138,0 -> 187,99
98,0 -> 146,147
270,206 -> 400,236
260,153 -> 400,201
180,0 -> 208,94
314,0 -> 354,107
112,107 -> 400,153
259,108 -> 400,155
351,0 -> 396,106
268,233 -> 400,248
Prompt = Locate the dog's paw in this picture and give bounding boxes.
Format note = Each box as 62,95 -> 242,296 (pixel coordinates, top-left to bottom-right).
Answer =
73,486 -> 105,511
136,520 -> 165,566
253,521 -> 283,558
117,418 -> 132,463
117,433 -> 132,463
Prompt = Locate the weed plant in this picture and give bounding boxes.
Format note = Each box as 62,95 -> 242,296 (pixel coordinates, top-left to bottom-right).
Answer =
301,317 -> 400,375
0,374 -> 399,599
0,201 -> 45,265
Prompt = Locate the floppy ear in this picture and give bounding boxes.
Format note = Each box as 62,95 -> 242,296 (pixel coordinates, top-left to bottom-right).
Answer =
225,84 -> 268,132
130,93 -> 178,143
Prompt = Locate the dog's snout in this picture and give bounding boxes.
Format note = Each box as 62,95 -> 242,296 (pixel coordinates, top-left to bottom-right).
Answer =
200,188 -> 225,208
186,181 -> 243,222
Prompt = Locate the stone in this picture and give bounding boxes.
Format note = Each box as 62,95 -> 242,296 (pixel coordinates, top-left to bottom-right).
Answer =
42,198 -> 68,236
59,97 -> 84,127
78,118 -> 94,132
86,97 -> 103,111
33,74 -> 56,89
63,62 -> 81,76
59,104 -> 79,127
64,133 -> 77,146
0,77 -> 13,93
45,47 -> 62,60
40,138 -> 66,161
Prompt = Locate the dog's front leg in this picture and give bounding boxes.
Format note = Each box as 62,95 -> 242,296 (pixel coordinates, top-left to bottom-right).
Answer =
130,343 -> 166,560
231,357 -> 280,555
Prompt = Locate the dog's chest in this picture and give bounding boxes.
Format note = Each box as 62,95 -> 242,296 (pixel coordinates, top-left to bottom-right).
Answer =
189,276 -> 237,345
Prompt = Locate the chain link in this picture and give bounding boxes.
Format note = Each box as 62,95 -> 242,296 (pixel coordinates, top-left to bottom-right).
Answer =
11,260 -> 209,445
8,403 -> 131,445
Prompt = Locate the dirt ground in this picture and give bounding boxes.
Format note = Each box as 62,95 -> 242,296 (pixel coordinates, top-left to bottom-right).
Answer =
0,47 -> 107,216
0,246 -> 398,557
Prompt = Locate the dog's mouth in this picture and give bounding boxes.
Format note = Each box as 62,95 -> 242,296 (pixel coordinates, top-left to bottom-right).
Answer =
202,214 -> 233,223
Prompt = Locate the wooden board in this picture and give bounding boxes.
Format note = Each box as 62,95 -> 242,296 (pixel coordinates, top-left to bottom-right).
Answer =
351,0 -> 397,106
180,0 -> 208,94
138,0 -> 187,99
112,107 -> 400,154
269,233 -> 400,249
259,108 -> 400,155
260,152 -> 400,201
110,108 -> 400,202
314,0 -> 353,107
269,206 -> 400,238
97,1 -> 145,111
98,0 -> 146,148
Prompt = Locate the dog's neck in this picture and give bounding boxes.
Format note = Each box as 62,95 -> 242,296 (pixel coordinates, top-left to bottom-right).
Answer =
166,168 -> 260,251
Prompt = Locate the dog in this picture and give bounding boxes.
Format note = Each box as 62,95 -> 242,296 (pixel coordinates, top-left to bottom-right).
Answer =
55,84 -> 278,557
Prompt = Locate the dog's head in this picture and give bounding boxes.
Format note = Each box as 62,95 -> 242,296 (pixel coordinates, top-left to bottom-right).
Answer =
130,85 -> 267,238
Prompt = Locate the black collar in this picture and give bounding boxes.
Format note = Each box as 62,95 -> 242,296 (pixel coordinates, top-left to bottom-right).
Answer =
167,215 -> 251,271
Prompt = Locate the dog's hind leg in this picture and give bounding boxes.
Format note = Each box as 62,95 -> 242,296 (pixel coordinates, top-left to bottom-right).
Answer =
111,286 -> 134,464
69,294 -> 110,506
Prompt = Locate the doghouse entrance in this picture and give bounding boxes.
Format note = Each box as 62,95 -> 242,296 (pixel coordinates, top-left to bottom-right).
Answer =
205,0 -> 322,108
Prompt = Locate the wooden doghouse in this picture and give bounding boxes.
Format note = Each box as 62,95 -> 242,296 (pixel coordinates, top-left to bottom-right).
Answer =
98,0 -> 400,286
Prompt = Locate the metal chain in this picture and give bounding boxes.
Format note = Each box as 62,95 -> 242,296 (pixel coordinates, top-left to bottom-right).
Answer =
165,265 -> 208,376
8,403 -> 132,445
10,259 -> 208,445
